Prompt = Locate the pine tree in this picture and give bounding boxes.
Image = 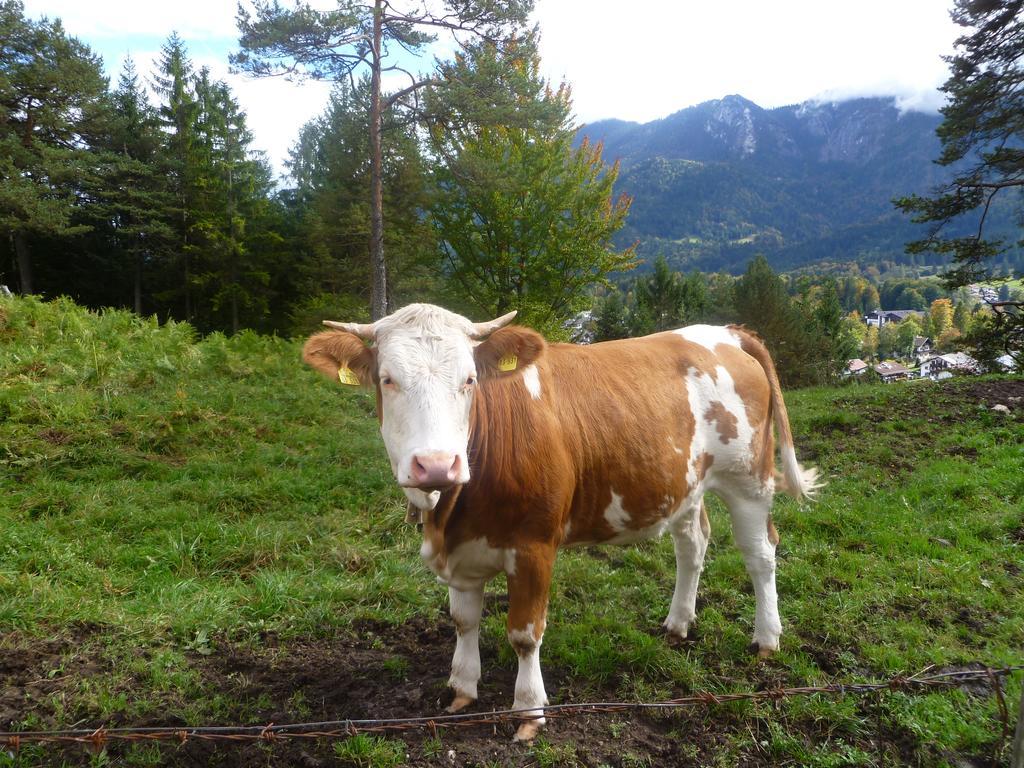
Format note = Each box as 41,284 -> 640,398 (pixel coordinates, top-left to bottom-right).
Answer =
592,287 -> 631,342
286,80 -> 432,314
734,255 -> 820,385
233,0 -> 534,319
633,256 -> 686,333
87,57 -> 174,314
191,74 -> 275,333
895,0 -> 1023,366
0,0 -> 108,294
813,280 -> 859,379
151,32 -> 199,320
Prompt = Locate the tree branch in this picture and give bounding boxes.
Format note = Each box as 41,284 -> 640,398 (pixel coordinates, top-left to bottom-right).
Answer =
383,77 -> 439,110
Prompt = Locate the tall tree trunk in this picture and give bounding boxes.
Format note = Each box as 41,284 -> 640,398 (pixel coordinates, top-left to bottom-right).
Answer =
13,231 -> 33,295
134,253 -> 143,314
368,0 -> 387,320
184,241 -> 191,322
230,257 -> 239,335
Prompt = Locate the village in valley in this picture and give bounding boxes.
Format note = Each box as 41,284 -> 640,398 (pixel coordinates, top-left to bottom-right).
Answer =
844,283 -> 1020,383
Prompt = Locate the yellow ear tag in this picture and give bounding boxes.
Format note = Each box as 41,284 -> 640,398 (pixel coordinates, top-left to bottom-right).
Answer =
337,366 -> 360,386
498,354 -> 518,372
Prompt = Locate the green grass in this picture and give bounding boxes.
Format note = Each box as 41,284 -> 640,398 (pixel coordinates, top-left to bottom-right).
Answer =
1,295 -> 1022,767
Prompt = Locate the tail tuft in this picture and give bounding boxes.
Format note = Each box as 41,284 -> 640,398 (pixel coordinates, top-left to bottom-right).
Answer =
732,325 -> 824,504
778,445 -> 823,501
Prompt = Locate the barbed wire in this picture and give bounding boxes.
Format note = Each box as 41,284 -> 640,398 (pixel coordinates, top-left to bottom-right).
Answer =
2,664 -> 1021,752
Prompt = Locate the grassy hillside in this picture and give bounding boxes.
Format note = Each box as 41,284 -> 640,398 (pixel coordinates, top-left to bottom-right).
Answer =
1,296 -> 1022,767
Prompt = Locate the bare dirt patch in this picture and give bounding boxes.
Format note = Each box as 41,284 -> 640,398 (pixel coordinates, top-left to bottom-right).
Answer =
960,379 -> 1024,412
1,617 -> 991,767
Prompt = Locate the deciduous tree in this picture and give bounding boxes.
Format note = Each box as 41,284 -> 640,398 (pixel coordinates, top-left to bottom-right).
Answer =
427,42 -> 634,335
927,297 -> 954,339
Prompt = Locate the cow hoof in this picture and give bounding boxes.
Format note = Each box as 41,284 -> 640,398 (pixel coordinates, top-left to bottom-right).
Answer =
445,694 -> 475,714
748,641 -> 777,659
662,618 -> 691,641
513,720 -> 543,742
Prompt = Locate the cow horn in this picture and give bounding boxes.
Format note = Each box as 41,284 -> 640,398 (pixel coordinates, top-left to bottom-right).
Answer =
470,310 -> 517,339
323,320 -> 376,339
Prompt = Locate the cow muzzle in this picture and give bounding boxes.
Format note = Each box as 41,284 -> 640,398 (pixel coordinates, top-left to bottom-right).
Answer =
405,451 -> 463,491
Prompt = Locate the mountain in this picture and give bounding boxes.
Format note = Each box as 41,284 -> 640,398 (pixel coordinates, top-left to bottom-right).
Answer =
578,95 -> 1014,275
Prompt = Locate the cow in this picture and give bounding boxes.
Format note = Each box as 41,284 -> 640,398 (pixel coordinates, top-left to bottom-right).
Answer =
302,303 -> 819,741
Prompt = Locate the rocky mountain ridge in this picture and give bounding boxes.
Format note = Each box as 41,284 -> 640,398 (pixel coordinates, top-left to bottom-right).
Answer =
577,95 -> 991,274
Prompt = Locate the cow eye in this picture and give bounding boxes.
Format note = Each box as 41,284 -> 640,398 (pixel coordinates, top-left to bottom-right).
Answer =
381,375 -> 394,387
465,376 -> 477,387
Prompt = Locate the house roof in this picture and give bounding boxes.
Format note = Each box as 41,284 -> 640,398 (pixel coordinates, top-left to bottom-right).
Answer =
939,352 -> 978,368
847,359 -> 869,373
864,309 -> 925,322
885,310 -> 924,320
874,361 -> 911,375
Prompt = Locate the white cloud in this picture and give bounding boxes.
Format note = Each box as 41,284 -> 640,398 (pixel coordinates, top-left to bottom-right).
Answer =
23,0 -> 239,40
533,0 -> 960,125
22,0 -> 963,174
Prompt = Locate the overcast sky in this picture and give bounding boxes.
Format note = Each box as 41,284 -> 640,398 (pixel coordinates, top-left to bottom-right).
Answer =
23,0 -> 961,179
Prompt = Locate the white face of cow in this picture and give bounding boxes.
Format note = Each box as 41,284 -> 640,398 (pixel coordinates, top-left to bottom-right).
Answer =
375,321 -> 477,507
305,304 -> 528,512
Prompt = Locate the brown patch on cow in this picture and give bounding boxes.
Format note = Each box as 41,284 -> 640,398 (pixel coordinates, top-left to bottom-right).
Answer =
473,325 -> 547,381
509,633 -> 538,657
505,546 -> 553,651
302,330 -> 377,386
704,400 -> 739,444
694,451 -> 715,482
767,515 -> 780,546
750,422 -> 776,483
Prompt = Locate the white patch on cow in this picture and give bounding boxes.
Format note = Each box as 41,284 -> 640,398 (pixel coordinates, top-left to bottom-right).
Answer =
606,519 -> 670,545
372,305 -> 481,490
717,489 -> 781,651
448,583 -> 484,701
420,538 -> 434,561
602,494 -> 680,546
404,488 -> 440,511
602,491 -> 631,532
673,324 -> 742,351
664,499 -> 710,638
508,623 -> 547,725
521,364 -> 542,400
425,536 -> 517,591
683,364 -> 756,488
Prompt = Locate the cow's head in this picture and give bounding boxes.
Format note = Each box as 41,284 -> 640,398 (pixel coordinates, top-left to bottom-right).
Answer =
303,304 -> 545,510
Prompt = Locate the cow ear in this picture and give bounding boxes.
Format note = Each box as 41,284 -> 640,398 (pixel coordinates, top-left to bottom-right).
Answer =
474,325 -> 546,379
302,331 -> 377,387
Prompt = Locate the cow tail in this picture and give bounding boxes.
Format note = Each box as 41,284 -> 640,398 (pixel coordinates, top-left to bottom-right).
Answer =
733,327 -> 822,501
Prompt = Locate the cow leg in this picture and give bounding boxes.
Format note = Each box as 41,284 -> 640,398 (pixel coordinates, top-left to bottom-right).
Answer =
664,498 -> 711,640
506,547 -> 553,742
447,581 -> 484,713
722,489 -> 782,656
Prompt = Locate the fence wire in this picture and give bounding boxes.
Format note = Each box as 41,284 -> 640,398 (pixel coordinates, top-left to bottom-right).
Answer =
2,664 -> 1021,752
